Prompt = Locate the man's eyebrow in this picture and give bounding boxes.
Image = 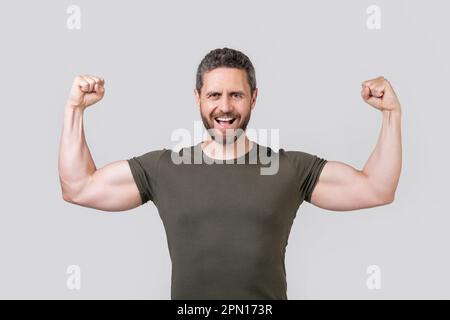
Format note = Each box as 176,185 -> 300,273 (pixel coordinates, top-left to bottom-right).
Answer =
205,90 -> 221,96
229,91 -> 245,96
205,90 -> 246,96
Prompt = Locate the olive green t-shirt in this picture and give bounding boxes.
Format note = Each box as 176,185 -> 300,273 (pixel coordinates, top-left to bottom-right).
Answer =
127,142 -> 327,300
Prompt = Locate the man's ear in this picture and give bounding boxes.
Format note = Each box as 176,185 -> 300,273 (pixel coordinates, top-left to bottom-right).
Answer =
250,88 -> 258,110
194,88 -> 201,107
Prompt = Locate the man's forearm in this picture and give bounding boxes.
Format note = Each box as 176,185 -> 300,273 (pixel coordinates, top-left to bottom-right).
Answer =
58,103 -> 97,199
362,109 -> 402,202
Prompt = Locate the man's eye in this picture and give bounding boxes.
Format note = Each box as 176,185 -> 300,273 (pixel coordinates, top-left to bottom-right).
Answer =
233,94 -> 242,98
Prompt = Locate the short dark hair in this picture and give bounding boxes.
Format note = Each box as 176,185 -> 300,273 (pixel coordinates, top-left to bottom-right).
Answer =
196,47 -> 257,95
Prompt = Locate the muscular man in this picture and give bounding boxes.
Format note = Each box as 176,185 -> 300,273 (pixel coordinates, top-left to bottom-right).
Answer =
58,48 -> 402,299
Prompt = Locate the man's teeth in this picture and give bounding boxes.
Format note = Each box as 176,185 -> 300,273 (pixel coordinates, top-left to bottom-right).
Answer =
217,117 -> 234,121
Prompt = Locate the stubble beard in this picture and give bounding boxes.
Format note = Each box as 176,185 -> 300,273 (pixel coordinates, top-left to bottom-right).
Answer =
200,108 -> 252,145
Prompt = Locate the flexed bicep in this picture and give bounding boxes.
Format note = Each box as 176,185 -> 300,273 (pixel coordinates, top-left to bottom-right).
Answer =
309,161 -> 392,211
65,160 -> 143,212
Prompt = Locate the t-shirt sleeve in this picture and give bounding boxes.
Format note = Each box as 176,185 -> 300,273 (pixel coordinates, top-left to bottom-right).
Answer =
285,150 -> 328,203
127,149 -> 166,204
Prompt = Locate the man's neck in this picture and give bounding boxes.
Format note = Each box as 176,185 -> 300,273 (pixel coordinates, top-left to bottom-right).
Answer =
201,135 -> 254,160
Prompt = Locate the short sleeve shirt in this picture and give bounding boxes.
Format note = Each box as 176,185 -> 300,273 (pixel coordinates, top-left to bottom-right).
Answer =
127,142 -> 327,299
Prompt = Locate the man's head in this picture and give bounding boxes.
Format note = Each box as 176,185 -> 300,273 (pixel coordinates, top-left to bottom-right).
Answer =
194,48 -> 258,144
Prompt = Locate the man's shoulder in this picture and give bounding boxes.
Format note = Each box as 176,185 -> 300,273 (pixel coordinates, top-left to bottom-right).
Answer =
276,147 -> 325,170
278,147 -> 320,159
128,148 -> 171,166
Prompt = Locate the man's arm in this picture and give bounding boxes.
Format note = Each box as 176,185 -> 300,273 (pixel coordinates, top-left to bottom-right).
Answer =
58,75 -> 142,211
309,76 -> 402,211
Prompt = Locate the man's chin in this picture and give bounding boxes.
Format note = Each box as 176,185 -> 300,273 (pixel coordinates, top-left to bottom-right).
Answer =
208,128 -> 245,145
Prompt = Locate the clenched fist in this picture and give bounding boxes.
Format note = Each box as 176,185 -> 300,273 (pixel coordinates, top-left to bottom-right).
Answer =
361,76 -> 401,115
66,75 -> 105,109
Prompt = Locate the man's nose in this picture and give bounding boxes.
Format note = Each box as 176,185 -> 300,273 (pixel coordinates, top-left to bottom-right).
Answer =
218,95 -> 233,113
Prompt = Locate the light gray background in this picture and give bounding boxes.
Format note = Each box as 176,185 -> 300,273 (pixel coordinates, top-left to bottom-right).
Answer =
0,0 -> 448,299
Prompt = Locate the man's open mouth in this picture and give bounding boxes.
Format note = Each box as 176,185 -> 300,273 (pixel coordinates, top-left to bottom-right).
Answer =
214,117 -> 237,129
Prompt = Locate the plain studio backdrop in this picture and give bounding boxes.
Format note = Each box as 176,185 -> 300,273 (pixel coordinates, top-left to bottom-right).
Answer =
0,0 -> 448,299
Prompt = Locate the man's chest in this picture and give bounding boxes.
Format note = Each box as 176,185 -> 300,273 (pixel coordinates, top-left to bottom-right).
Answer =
155,164 -> 301,227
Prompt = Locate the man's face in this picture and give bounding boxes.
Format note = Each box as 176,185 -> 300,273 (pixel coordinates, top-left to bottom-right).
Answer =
195,67 -> 258,144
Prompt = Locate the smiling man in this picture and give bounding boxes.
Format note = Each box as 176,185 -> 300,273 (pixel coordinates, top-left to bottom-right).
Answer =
58,47 -> 402,300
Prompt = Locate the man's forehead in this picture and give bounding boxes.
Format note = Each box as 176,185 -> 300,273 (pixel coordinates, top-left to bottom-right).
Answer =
203,69 -> 249,91
204,87 -> 246,93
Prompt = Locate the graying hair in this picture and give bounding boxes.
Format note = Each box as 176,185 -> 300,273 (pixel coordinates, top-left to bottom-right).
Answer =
196,47 -> 257,95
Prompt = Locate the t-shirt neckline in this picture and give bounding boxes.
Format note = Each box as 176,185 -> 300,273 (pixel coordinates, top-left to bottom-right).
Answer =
196,141 -> 258,162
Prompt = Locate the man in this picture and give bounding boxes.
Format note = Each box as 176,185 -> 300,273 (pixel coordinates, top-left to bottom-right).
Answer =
58,48 -> 402,299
